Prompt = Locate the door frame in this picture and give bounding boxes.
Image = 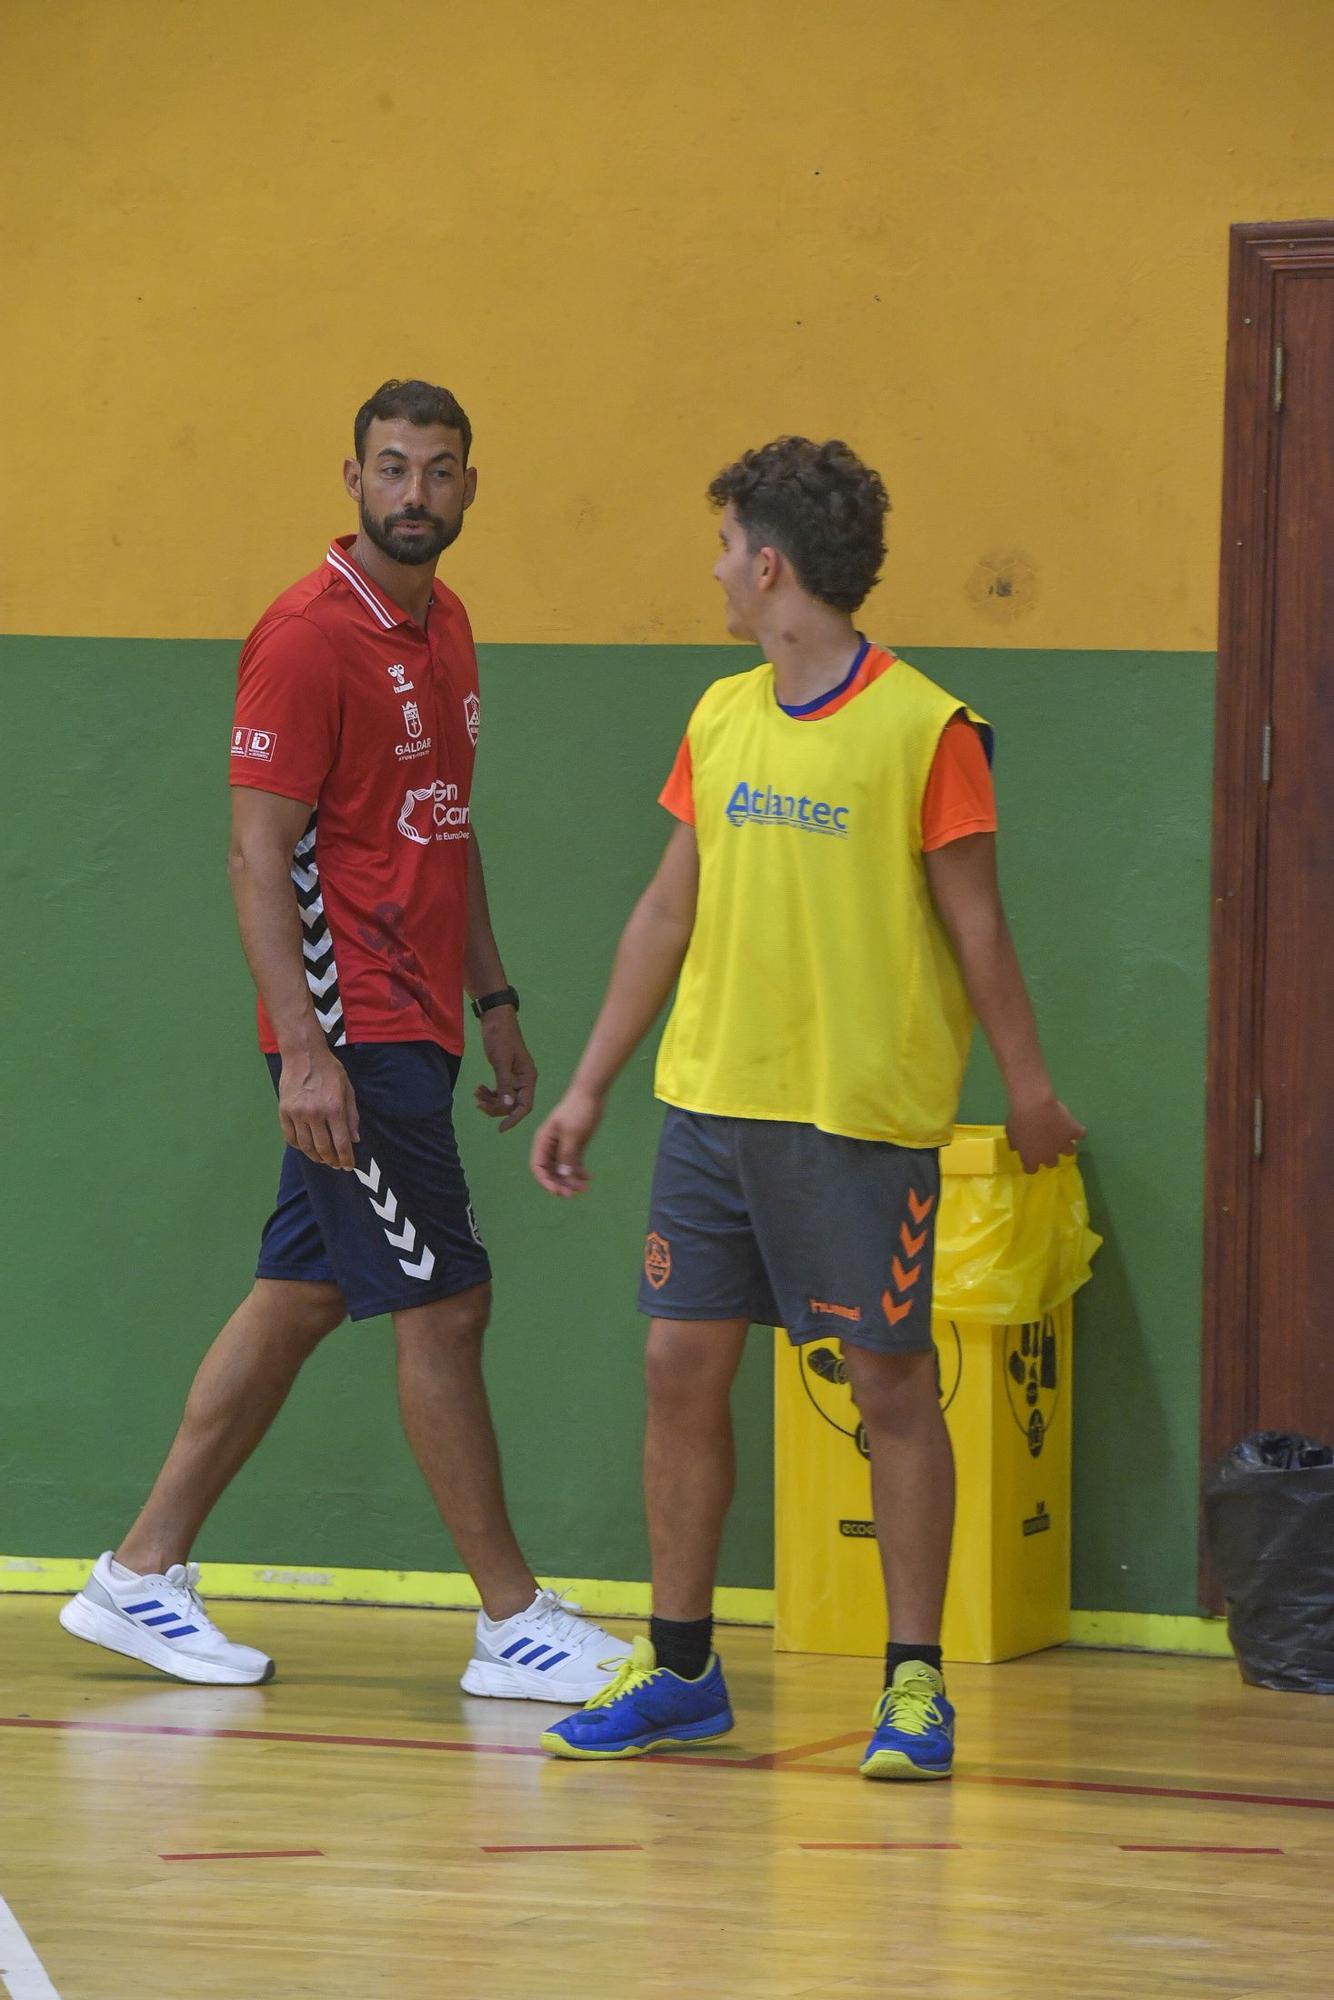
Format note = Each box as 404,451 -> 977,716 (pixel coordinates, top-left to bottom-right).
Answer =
1202,221 -> 1334,1539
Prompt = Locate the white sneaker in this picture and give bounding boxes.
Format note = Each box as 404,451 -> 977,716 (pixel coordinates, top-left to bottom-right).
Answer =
460,1587 -> 633,1703
58,1553 -> 274,1687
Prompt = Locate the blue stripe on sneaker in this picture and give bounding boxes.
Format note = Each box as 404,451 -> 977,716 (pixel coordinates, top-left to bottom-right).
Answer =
518,1644 -> 551,1665
538,1651 -> 570,1670
123,1599 -> 162,1614
161,1623 -> 199,1637
142,1611 -> 182,1627
500,1637 -> 533,1660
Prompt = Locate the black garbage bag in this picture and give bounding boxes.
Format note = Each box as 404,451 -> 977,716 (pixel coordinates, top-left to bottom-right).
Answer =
1204,1431 -> 1334,1694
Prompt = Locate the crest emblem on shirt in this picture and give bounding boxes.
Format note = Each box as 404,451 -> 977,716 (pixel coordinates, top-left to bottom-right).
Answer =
402,700 -> 424,740
463,691 -> 480,745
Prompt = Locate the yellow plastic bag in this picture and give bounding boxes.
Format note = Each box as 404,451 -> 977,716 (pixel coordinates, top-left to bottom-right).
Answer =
934,1125 -> 1102,1325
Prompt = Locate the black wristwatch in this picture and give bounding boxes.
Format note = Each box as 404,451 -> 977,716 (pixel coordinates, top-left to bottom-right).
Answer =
471,985 -> 520,1019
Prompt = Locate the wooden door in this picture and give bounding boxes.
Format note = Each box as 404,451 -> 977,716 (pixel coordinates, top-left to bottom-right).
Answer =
1203,222 -> 1334,1515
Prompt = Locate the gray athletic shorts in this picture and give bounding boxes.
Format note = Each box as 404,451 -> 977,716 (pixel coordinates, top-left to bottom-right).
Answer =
637,1106 -> 941,1354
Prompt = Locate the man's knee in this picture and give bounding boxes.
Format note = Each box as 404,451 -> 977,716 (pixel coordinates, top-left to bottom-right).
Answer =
394,1282 -> 492,1355
644,1325 -> 735,1424
252,1278 -> 346,1352
843,1345 -> 942,1437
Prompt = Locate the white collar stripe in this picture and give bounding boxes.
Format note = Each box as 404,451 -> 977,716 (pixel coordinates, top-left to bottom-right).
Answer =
325,545 -> 396,628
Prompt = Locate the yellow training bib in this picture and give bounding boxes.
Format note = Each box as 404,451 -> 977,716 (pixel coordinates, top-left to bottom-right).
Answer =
655,657 -> 987,1147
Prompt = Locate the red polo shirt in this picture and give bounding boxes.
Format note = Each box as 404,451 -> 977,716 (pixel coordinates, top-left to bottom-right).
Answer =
229,537 -> 480,1056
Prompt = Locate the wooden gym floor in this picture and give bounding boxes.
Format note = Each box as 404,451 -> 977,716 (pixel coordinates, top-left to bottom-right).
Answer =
1,1598 -> 1331,1999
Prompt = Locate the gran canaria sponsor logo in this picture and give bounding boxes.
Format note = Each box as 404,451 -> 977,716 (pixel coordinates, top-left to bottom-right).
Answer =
397,780 -> 471,846
724,780 -> 850,836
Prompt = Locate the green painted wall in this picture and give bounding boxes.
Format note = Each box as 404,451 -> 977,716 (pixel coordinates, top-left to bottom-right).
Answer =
0,637 -> 1212,1612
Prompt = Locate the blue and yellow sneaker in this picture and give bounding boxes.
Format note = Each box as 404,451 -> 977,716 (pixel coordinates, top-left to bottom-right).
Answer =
860,1660 -> 954,1780
540,1636 -> 734,1760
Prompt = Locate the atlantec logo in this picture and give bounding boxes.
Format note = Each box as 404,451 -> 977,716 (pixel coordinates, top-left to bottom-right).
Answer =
398,781 -> 472,845
725,781 -> 850,836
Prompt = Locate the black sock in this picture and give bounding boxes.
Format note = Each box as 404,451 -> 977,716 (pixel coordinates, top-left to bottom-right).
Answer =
650,1614 -> 714,1680
885,1642 -> 943,1690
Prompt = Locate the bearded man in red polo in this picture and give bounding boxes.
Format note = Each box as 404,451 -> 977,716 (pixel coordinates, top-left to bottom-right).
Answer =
60,380 -> 629,1702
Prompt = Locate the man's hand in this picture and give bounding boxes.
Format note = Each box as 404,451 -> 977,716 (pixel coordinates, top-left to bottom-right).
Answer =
530,1087 -> 604,1196
1006,1094 -> 1087,1174
279,1045 -> 361,1170
474,1009 -> 538,1133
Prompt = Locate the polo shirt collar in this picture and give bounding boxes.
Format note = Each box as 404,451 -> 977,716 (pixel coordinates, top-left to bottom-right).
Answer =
325,535 -> 414,630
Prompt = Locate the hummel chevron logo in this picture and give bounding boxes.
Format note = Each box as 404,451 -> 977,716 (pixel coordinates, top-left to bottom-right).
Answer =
882,1184 -> 936,1328
290,814 -> 346,1048
354,1157 -> 437,1281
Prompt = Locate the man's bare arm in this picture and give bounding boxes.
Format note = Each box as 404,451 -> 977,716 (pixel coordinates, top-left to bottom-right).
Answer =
464,825 -> 509,1000
530,820 -> 699,1195
228,787 -> 360,1169
465,827 -> 538,1132
924,832 -> 1085,1172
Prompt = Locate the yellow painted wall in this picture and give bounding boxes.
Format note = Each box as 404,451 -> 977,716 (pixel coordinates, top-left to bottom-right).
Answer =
3,0 -> 1331,649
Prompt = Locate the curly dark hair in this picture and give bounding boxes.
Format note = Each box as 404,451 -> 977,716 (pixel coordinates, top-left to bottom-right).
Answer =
707,437 -> 889,612
354,379 -> 472,465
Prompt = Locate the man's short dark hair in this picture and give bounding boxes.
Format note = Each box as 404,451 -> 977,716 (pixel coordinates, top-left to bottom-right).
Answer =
354,379 -> 473,465
707,437 -> 889,613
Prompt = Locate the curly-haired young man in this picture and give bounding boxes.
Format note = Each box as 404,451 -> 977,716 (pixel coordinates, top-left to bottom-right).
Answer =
530,437 -> 1083,1776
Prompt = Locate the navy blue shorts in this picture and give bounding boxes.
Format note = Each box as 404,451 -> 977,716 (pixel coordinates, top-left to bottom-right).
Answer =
256,1042 -> 491,1322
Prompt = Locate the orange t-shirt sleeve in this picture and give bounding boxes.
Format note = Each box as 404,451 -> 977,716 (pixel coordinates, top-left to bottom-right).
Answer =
921,716 -> 998,851
658,733 -> 695,824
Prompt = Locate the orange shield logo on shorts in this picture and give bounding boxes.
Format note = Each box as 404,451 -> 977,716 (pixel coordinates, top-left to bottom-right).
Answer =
644,1231 -> 672,1290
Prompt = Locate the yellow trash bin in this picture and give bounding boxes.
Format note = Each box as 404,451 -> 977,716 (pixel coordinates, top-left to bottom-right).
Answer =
773,1126 -> 1101,1664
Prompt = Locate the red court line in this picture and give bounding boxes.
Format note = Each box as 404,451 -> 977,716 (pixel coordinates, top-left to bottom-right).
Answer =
744,1729 -> 866,1769
161,1848 -> 323,1861
0,1712 -> 757,1770
483,1843 -> 643,1854
0,1714 -> 546,1760
795,1758 -> 1334,1812
1119,1844 -> 1284,1855
963,1773 -> 1334,1812
802,1841 -> 962,1851
6,1715 -> 1334,1813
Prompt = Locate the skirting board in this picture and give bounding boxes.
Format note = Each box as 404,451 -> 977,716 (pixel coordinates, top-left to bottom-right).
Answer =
0,1556 -> 1235,1654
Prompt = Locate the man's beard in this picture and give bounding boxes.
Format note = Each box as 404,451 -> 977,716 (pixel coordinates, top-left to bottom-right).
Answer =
360,502 -> 462,566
